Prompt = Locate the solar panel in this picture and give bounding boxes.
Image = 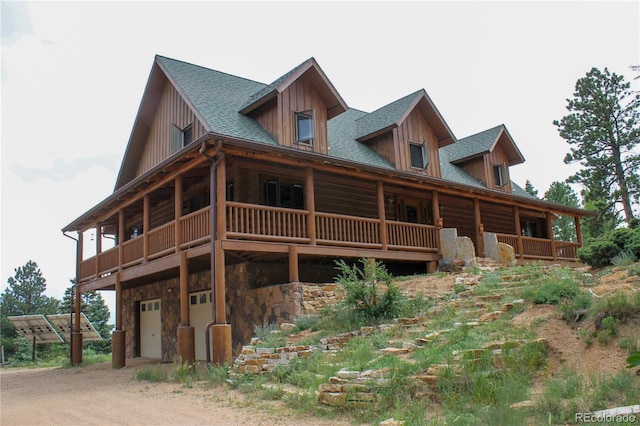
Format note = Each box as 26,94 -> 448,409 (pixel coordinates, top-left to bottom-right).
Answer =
47,313 -> 103,342
8,315 -> 64,344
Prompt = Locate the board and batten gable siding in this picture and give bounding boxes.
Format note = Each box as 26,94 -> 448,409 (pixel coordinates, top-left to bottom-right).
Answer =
395,108 -> 442,176
278,77 -> 329,154
485,146 -> 512,193
135,81 -> 206,178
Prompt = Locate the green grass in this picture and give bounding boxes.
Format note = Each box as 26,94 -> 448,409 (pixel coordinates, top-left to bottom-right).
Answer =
228,263 -> 640,425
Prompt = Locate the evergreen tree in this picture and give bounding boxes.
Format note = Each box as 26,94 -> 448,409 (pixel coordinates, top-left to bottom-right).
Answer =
1,261 -> 60,359
60,283 -> 112,353
554,67 -> 640,226
524,180 -> 539,198
544,181 -> 580,241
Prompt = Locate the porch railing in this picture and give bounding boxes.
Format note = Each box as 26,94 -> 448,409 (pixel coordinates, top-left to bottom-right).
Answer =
180,208 -> 210,248
387,221 -> 438,252
148,222 -> 175,258
227,202 -> 309,242
496,233 -> 579,260
316,213 -> 380,247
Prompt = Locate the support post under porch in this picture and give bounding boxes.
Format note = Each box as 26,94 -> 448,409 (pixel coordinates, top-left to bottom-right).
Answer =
112,273 -> 125,369
177,251 -> 195,364
71,231 -> 83,366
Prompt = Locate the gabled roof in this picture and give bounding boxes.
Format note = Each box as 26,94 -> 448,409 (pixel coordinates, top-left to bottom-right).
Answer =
115,56 -> 278,189
239,57 -> 348,119
327,109 -> 394,169
441,124 -> 525,166
355,89 -> 456,146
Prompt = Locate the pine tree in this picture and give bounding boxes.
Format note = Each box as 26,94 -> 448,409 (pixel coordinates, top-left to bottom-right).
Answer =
554,67 -> 640,226
544,181 -> 580,241
1,261 -> 60,359
524,180 -> 539,198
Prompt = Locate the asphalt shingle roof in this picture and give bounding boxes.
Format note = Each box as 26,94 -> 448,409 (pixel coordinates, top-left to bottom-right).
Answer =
354,90 -> 423,140
157,56 -> 528,195
440,124 -> 504,163
157,56 -> 277,145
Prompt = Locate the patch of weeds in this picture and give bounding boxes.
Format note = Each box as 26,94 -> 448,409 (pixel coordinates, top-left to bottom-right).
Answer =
173,360 -> 197,385
629,262 -> 640,276
535,368 -> 584,424
560,290 -> 592,325
398,293 -> 434,318
203,363 -> 230,387
253,322 -> 287,348
600,315 -> 620,336
611,249 -> 637,267
591,292 -> 640,326
619,335 -> 638,352
523,269 -> 580,304
293,315 -> 319,333
588,371 -> 640,411
135,366 -> 168,382
334,335 -> 378,371
580,329 -> 595,347
596,331 -> 611,345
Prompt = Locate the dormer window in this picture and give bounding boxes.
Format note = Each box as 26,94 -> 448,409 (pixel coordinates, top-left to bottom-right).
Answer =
295,110 -> 314,144
493,164 -> 506,187
409,142 -> 428,169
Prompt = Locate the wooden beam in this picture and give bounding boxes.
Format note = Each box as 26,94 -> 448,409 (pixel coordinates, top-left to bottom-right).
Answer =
143,194 -> 150,261
305,167 -> 316,244
574,216 -> 583,247
175,175 -> 183,251
216,157 -> 227,240
115,273 -> 122,330
179,252 -> 189,326
546,212 -> 556,260
288,244 -> 299,282
513,206 -> 524,259
214,240 -> 225,324
118,209 -> 125,268
377,181 -> 388,249
473,198 -> 483,257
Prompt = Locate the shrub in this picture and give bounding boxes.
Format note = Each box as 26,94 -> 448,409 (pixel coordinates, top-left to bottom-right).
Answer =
335,258 -> 404,321
611,249 -> 637,267
600,316 -> 619,336
578,227 -> 640,267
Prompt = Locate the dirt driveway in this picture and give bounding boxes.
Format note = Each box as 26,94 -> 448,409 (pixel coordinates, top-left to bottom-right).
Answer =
0,359 -> 348,426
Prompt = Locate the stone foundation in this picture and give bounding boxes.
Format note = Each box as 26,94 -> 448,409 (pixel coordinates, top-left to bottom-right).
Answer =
121,262 -> 346,361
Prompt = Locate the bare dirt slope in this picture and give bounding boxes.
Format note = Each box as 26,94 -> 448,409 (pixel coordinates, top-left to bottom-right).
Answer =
0,359 -> 347,426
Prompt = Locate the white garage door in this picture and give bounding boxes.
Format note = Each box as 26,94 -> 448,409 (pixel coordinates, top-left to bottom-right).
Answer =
189,291 -> 212,360
140,298 -> 161,358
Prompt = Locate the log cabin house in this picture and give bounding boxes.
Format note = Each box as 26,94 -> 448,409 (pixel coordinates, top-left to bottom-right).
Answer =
62,55 -> 591,367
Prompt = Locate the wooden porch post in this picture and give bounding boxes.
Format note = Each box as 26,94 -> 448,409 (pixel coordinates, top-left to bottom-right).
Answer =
95,223 -> 101,276
143,194 -> 150,261
118,209 -> 125,268
546,212 -> 557,260
177,251 -> 195,364
574,216 -> 583,246
473,198 -> 483,257
212,154 -> 231,364
377,181 -> 388,250
71,231 -> 84,366
431,190 -> 441,227
112,272 -> 126,369
305,167 -> 316,244
513,206 -> 524,259
175,175 -> 183,251
289,245 -> 299,282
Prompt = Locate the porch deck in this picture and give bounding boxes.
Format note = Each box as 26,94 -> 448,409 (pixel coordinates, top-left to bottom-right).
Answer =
78,202 -> 578,284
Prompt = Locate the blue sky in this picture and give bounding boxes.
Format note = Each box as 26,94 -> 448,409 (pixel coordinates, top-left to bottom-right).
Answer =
1,1 -> 638,320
